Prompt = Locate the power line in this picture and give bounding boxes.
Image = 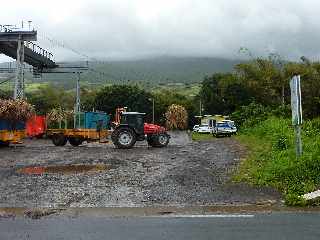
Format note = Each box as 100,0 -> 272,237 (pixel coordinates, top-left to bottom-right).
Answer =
0,78 -> 11,85
38,33 -> 98,61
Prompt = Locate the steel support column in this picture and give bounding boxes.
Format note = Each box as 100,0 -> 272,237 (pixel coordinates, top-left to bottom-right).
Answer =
14,37 -> 25,99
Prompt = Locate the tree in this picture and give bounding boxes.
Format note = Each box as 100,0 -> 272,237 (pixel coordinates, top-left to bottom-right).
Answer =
0,90 -> 11,99
199,73 -> 250,115
27,84 -> 74,114
94,85 -> 153,121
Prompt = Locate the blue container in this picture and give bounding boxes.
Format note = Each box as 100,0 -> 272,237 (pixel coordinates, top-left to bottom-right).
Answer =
84,112 -> 110,130
0,119 -> 25,130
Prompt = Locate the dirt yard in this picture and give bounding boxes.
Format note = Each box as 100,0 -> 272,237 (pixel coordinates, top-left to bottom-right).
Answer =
0,132 -> 280,208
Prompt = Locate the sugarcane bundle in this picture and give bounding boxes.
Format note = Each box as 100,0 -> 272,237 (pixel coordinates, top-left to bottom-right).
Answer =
165,104 -> 188,130
46,108 -> 74,124
0,99 -> 34,122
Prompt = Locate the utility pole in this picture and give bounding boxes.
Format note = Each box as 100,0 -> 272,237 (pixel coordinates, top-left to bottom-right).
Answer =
14,35 -> 25,99
149,98 -> 155,124
74,72 -> 81,128
152,98 -> 155,124
199,99 -> 202,116
76,72 -> 81,113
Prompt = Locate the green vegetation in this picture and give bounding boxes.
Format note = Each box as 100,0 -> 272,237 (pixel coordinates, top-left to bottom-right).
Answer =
234,114 -> 320,206
199,55 -> 320,118
26,84 -> 74,115
25,82 -> 49,93
94,85 -> 153,121
192,132 -> 213,141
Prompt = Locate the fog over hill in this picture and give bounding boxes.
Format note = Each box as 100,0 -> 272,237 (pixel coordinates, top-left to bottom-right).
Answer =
0,56 -> 241,88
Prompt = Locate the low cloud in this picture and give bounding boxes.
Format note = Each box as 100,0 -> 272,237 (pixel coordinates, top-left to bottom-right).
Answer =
1,0 -> 320,62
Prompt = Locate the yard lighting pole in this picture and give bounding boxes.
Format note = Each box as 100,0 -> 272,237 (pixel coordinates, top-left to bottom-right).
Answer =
149,98 -> 155,124
152,98 -> 155,124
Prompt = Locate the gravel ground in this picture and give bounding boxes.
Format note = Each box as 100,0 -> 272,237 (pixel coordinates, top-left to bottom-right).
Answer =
0,132 -> 280,208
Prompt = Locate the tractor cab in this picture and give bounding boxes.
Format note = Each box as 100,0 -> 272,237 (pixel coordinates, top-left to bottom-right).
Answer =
120,112 -> 145,137
111,109 -> 170,149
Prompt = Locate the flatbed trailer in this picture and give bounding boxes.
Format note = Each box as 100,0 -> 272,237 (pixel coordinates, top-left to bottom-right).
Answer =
46,128 -> 109,146
0,130 -> 26,146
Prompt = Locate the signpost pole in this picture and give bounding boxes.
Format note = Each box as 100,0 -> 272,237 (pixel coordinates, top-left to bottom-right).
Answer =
295,124 -> 302,157
290,75 -> 303,158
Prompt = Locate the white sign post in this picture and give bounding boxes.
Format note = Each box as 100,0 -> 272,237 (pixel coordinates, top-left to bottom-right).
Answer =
290,75 -> 303,157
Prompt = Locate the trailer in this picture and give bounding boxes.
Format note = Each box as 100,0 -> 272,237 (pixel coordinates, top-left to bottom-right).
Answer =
46,128 -> 109,146
46,111 -> 110,146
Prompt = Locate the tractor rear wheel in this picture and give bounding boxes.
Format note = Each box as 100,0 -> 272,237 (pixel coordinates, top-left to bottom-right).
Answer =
111,127 -> 136,149
68,137 -> 83,147
52,134 -> 67,146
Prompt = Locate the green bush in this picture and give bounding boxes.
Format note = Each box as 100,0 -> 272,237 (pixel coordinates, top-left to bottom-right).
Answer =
231,102 -> 270,129
235,117 -> 320,206
285,194 -> 307,206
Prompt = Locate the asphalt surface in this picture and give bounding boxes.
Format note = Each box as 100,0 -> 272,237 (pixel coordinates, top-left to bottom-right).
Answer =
0,132 -> 280,207
0,212 -> 319,240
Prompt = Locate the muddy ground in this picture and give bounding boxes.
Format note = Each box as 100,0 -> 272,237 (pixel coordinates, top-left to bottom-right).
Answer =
0,132 -> 280,208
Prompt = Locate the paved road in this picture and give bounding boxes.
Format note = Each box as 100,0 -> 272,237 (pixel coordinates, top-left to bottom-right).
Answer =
0,212 -> 319,240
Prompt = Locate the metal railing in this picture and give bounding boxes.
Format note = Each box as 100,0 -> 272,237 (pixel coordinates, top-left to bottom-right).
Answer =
24,41 -> 54,61
1,24 -> 54,61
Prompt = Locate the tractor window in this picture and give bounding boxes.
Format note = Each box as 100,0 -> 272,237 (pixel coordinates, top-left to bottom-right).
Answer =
120,115 -> 128,124
137,115 -> 143,126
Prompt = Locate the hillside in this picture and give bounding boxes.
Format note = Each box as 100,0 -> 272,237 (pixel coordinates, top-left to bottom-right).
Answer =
0,56 -> 241,89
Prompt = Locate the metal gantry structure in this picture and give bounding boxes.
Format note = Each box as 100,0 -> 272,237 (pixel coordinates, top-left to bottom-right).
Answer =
0,23 -> 89,118
0,24 -> 56,99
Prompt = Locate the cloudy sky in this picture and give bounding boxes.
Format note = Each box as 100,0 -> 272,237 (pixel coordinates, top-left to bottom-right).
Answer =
1,0 -> 320,62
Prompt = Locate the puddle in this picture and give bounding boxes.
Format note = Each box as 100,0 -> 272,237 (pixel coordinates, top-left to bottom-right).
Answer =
17,164 -> 111,175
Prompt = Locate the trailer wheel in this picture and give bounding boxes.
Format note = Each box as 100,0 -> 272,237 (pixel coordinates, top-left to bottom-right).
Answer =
111,127 -> 136,149
68,137 -> 83,147
152,133 -> 170,148
0,141 -> 10,147
52,134 -> 67,146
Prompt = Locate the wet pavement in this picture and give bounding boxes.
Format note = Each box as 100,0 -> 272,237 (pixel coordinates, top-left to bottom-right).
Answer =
0,132 -> 280,208
1,212 -> 320,240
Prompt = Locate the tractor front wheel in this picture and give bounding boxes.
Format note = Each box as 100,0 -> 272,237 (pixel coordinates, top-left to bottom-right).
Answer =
149,133 -> 170,148
52,134 -> 67,146
111,127 -> 136,149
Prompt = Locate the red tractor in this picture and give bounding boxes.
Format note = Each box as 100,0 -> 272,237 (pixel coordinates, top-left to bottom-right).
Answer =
111,111 -> 170,149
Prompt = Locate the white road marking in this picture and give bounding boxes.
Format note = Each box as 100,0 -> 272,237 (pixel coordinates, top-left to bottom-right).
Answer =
156,214 -> 255,218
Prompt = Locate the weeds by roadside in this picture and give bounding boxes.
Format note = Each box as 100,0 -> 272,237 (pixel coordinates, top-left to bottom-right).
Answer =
234,117 -> 320,206
192,132 -> 214,141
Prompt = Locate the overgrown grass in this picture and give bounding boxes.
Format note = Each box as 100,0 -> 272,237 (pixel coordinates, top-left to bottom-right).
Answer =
234,117 -> 320,206
192,132 -> 214,141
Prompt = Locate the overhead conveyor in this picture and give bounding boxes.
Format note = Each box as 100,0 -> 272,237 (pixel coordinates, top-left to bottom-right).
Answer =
0,25 -> 58,99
